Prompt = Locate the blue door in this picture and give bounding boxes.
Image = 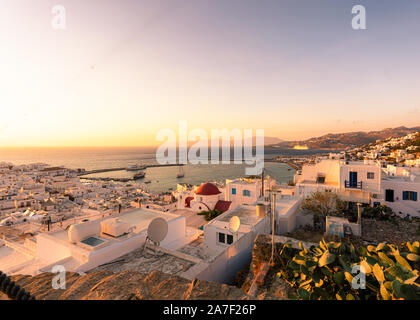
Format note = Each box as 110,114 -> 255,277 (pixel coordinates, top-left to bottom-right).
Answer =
349,172 -> 357,188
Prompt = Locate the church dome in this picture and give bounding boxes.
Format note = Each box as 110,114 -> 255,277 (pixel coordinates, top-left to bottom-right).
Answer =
195,182 -> 221,196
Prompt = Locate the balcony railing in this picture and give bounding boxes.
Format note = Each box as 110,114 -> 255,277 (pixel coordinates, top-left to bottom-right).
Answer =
344,180 -> 363,189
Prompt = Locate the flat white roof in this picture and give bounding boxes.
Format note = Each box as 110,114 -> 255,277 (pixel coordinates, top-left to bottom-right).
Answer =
216,205 -> 262,226
39,207 -> 183,250
275,195 -> 301,217
117,207 -> 179,230
0,246 -> 33,272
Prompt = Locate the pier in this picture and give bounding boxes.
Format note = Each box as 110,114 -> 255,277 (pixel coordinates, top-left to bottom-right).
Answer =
266,159 -> 301,171
77,163 -> 184,177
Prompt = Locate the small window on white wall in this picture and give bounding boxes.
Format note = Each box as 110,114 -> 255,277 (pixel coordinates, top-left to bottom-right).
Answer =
227,234 -> 233,244
217,232 -> 233,245
367,172 -> 374,179
218,232 -> 225,244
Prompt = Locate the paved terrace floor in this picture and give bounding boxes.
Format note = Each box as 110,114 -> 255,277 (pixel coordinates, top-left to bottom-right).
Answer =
171,209 -> 207,229
87,246 -> 195,276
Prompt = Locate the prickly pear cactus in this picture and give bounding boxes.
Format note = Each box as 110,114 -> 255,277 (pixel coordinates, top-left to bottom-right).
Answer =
277,240 -> 420,300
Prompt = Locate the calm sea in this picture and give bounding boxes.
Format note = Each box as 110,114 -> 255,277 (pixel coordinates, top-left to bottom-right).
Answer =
0,147 -> 330,193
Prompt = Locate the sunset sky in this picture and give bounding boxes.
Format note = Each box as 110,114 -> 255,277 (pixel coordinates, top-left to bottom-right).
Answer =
1,0 -> 420,147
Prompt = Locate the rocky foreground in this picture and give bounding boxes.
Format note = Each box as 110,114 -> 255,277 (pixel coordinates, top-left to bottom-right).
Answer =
3,270 -> 247,300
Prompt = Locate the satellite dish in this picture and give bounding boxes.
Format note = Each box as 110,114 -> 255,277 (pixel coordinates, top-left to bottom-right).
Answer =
228,216 -> 241,233
147,217 -> 168,243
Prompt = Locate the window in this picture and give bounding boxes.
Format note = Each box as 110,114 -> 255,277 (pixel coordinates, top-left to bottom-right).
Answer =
367,172 -> 375,179
218,233 -> 226,244
243,190 -> 251,197
227,234 -> 233,244
218,232 -> 233,245
316,176 -> 325,184
232,188 -> 236,195
403,191 -> 418,201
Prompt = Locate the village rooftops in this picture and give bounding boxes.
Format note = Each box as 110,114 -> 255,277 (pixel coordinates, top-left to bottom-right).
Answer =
4,207 -> 201,275
226,178 -> 260,185
382,174 -> 420,183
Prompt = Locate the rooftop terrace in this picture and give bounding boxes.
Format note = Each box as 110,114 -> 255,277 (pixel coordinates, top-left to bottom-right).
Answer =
217,205 -> 262,226
87,246 -> 195,276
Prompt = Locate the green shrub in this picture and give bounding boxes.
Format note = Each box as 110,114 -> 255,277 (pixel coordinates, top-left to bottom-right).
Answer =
277,239 -> 420,300
197,209 -> 223,221
362,205 -> 396,221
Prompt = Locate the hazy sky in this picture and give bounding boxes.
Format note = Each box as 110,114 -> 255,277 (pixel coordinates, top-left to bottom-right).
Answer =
1,0 -> 420,147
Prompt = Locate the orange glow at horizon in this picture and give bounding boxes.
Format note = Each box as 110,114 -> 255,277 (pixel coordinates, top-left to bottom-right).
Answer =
1,1 -> 420,148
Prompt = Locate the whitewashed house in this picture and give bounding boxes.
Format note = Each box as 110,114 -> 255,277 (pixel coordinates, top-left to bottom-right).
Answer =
295,159 -> 382,205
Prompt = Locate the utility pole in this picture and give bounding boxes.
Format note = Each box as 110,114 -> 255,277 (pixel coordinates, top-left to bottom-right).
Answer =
271,192 -> 276,264
357,202 -> 362,224
261,168 -> 265,199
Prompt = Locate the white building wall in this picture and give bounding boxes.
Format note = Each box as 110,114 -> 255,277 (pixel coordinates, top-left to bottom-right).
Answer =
192,217 -> 270,284
295,160 -> 382,203
225,181 -> 261,208
275,197 -> 303,234
381,180 -> 420,217
340,162 -> 381,194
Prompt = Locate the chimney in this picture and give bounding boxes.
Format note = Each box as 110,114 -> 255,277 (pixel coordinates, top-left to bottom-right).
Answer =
256,203 -> 266,217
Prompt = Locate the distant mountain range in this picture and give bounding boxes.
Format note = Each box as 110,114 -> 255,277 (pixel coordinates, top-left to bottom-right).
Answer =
269,126 -> 420,150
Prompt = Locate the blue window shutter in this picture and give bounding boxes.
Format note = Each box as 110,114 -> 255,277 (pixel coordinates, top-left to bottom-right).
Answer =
402,191 -> 407,200
414,192 -> 418,201
248,191 -> 251,196
232,188 -> 236,195
243,190 -> 246,196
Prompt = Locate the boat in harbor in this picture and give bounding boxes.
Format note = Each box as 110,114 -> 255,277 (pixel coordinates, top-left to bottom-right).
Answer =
126,164 -> 144,171
293,145 -> 309,150
133,171 -> 145,180
176,166 -> 185,178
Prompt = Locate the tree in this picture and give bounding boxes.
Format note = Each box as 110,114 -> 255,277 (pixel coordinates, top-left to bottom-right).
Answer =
302,191 -> 346,228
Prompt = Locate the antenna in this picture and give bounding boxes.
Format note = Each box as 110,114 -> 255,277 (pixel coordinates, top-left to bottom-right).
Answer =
270,193 -> 276,265
261,168 -> 265,198
143,217 -> 169,256
228,216 -> 241,233
147,217 -> 168,245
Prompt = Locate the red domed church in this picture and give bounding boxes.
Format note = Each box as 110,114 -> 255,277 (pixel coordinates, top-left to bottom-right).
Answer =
179,182 -> 232,213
